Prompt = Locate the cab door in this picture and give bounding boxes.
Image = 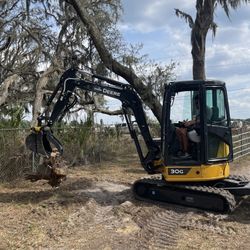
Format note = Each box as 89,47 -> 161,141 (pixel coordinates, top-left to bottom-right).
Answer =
204,86 -> 233,163
162,84 -> 202,165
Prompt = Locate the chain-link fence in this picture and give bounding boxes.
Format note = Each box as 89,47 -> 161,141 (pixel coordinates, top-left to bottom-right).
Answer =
0,125 -> 141,182
0,126 -> 249,182
0,128 -> 31,181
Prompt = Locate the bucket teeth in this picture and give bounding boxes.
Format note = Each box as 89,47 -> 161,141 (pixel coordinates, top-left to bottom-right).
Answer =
25,129 -> 63,156
25,132 -> 50,156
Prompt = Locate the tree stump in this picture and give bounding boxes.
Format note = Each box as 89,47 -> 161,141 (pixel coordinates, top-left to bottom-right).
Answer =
25,149 -> 67,187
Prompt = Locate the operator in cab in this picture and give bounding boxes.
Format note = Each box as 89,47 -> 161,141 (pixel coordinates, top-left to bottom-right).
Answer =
175,94 -> 212,159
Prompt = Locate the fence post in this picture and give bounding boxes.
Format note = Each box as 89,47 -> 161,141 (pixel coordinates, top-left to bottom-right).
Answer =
32,152 -> 35,172
241,127 -> 243,157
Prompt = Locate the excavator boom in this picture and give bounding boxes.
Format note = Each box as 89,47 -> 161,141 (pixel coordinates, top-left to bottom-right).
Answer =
26,67 -> 161,174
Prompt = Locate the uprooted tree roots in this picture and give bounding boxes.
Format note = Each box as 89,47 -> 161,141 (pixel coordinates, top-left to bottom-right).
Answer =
25,150 -> 67,188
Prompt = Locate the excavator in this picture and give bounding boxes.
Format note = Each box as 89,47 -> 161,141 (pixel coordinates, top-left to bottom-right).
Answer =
26,66 -> 250,212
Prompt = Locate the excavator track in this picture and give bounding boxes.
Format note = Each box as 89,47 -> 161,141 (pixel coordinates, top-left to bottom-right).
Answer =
133,177 -> 236,213
228,174 -> 249,183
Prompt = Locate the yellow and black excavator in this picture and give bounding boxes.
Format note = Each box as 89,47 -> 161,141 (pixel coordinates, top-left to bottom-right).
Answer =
26,66 -> 250,212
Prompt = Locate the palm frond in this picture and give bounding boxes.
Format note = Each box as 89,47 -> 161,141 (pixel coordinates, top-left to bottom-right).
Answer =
210,21 -> 217,37
175,8 -> 194,28
216,0 -> 249,18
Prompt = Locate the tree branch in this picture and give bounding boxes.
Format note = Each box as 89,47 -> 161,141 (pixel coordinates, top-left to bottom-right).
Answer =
0,36 -> 11,51
93,107 -> 123,116
69,0 -> 162,122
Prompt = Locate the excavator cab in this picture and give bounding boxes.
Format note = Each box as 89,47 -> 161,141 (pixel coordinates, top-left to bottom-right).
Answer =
162,80 -> 233,181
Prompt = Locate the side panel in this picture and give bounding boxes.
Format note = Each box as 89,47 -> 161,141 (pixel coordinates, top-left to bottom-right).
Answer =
162,163 -> 230,182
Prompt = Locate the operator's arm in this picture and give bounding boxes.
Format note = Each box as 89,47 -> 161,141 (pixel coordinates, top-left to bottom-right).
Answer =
184,119 -> 197,127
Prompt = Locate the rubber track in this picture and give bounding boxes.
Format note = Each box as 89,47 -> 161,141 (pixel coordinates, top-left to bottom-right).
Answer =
228,174 -> 249,183
179,184 -> 236,212
133,177 -> 236,213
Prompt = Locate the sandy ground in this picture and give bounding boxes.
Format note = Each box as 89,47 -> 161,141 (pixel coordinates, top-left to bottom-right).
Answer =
0,156 -> 250,250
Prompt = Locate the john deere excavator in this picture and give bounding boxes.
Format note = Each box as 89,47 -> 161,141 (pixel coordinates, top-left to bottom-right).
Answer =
26,66 -> 250,212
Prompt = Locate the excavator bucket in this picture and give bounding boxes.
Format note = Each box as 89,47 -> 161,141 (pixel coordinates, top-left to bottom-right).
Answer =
25,127 -> 63,157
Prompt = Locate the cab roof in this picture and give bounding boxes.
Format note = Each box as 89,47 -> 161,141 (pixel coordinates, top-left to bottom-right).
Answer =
168,79 -> 225,88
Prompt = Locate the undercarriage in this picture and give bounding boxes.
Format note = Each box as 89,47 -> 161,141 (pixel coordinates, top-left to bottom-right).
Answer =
133,175 -> 250,213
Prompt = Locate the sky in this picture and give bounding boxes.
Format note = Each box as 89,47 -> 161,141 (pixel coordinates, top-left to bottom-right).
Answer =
97,0 -> 250,123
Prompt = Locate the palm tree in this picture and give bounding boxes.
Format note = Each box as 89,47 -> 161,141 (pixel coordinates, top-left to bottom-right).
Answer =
175,0 -> 249,80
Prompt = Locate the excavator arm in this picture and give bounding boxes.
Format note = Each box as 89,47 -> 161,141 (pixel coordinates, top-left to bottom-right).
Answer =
26,67 -> 161,174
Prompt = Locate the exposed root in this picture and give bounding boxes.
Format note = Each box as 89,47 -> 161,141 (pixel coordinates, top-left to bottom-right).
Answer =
25,149 -> 67,187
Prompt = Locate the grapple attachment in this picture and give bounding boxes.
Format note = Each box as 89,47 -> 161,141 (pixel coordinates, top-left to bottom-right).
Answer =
25,127 -> 63,157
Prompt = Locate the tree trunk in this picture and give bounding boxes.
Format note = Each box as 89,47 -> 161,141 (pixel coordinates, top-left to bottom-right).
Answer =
32,66 -> 57,125
191,29 -> 206,80
70,0 -> 162,123
191,0 -> 215,80
0,74 -> 19,106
